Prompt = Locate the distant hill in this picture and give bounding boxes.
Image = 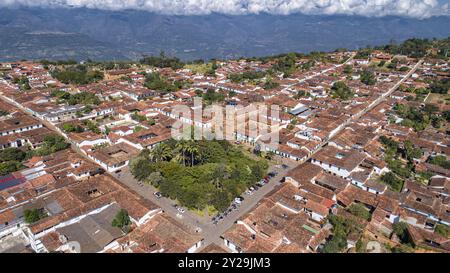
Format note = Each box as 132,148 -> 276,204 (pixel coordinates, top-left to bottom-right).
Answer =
0,7 -> 449,61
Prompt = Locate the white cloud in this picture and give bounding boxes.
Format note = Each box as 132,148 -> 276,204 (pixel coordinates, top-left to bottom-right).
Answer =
1,0 -> 449,18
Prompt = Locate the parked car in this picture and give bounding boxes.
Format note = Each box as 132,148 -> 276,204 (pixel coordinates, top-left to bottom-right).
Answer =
258,180 -> 267,186
153,192 -> 162,199
281,164 -> 289,169
177,207 -> 186,214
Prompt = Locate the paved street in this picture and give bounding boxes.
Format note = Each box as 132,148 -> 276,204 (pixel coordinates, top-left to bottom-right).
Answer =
111,167 -> 209,232
110,159 -> 297,249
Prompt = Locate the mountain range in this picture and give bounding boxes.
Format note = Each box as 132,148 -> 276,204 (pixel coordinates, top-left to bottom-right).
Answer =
1,7 -> 450,61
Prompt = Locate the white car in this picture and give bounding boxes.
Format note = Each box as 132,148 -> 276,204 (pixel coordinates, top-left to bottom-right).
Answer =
153,192 -> 162,198
177,207 -> 186,213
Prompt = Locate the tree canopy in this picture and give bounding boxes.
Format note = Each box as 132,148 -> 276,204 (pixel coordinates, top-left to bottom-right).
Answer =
144,72 -> 186,93
51,90 -> 101,106
140,52 -> 184,70
13,76 -> 31,91
199,89 -> 225,105
322,215 -> 362,253
130,140 -> 268,212
272,53 -> 297,77
380,172 -> 404,192
375,38 -> 434,58
0,148 -> 28,176
429,78 -> 450,94
51,65 -> 104,85
62,123 -> 84,133
112,209 -> 132,233
347,203 -> 371,221
360,70 -> 377,86
428,155 -> 450,170
24,208 -> 48,224
33,135 -> 70,156
379,136 -> 422,182
228,70 -> 266,83
331,81 -> 354,100
393,103 -> 443,131
392,222 -> 412,245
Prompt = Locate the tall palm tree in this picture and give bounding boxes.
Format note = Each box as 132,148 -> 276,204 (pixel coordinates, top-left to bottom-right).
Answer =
160,143 -> 173,161
185,141 -> 199,167
175,140 -> 188,166
150,143 -> 172,163
140,148 -> 151,160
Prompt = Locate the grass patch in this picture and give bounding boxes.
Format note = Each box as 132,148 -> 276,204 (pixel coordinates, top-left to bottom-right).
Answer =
193,209 -> 205,217
206,205 -> 218,217
425,93 -> 450,104
185,63 -> 213,74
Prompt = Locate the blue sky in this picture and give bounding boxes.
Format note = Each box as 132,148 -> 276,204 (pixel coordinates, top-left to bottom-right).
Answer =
1,0 -> 449,18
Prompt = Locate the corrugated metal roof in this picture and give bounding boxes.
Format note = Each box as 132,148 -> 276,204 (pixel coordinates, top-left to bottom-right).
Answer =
0,174 -> 26,191
289,106 -> 309,115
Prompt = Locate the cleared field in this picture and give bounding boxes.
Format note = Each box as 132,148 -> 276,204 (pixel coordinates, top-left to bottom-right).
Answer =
184,63 -> 213,74
425,93 -> 450,104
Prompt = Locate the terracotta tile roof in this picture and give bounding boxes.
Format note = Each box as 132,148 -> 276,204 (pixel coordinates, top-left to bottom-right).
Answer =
200,243 -> 229,253
113,213 -> 202,253
286,163 -> 323,186
26,174 -> 56,189
312,146 -> 366,172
